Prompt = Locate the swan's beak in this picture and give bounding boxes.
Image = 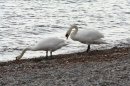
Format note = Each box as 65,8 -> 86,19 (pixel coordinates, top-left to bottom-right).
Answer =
65,34 -> 69,39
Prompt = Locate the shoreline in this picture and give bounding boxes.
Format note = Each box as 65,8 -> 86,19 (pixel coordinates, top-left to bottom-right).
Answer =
0,46 -> 130,66
0,46 -> 130,85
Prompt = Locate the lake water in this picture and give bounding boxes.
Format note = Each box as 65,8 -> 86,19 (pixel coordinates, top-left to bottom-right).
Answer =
0,0 -> 130,61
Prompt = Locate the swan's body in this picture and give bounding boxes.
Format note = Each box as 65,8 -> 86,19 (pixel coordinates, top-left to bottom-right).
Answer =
65,25 -> 107,52
16,37 -> 68,60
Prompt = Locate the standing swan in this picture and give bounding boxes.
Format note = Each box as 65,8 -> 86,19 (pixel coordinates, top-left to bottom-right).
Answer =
65,25 -> 107,52
16,37 -> 68,60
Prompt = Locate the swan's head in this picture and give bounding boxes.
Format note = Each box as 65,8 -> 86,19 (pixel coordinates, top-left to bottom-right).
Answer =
65,33 -> 69,39
65,24 -> 78,39
16,55 -> 22,60
65,30 -> 71,39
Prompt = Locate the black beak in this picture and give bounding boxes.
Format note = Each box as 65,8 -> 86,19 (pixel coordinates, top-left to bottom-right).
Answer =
65,34 -> 69,39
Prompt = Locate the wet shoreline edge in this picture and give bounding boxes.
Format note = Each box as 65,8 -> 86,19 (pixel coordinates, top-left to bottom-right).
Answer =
0,46 -> 130,66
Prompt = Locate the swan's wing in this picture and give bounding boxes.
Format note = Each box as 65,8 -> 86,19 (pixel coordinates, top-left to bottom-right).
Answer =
86,29 -> 104,38
46,37 -> 65,44
44,37 -> 67,51
74,29 -> 104,43
35,37 -> 66,50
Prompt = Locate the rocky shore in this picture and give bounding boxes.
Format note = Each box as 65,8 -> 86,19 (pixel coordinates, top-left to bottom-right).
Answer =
0,46 -> 130,86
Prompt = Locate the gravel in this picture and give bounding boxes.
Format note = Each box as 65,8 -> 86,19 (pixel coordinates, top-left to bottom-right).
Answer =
0,47 -> 130,86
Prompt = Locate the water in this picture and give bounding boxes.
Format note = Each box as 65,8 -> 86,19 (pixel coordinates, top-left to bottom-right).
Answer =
0,0 -> 130,62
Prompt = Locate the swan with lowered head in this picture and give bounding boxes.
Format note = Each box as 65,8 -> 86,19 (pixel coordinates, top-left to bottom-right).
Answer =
65,24 -> 107,52
16,37 -> 68,60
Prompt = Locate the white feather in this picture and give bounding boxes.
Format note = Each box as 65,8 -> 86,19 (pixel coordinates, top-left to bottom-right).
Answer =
66,25 -> 107,52
16,37 -> 68,60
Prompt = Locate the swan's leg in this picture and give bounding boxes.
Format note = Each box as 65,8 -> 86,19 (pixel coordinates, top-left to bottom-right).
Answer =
50,51 -> 52,57
86,44 -> 90,52
46,51 -> 48,57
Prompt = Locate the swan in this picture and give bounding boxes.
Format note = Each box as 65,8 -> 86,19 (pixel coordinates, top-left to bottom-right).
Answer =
65,24 -> 107,52
16,37 -> 68,60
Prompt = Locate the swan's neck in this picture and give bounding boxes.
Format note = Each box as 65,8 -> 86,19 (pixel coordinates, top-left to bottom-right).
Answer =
19,47 -> 31,58
69,25 -> 78,35
16,47 -> 33,60
16,48 -> 32,59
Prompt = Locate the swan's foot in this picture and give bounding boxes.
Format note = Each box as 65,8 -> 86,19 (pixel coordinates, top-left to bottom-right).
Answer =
46,51 -> 48,58
50,51 -> 52,58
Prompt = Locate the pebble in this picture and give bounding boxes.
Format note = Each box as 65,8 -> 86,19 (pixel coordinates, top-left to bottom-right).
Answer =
0,47 -> 130,86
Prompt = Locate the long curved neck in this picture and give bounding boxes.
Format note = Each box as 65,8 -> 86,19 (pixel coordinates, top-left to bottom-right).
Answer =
20,47 -> 31,57
69,25 -> 78,35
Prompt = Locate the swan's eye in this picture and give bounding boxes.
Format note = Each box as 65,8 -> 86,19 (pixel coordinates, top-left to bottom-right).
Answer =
65,34 -> 69,37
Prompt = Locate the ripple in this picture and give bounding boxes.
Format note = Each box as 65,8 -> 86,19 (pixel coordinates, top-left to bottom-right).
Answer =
0,0 -> 130,61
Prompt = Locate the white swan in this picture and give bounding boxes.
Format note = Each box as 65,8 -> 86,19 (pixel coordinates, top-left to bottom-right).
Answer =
65,25 -> 107,52
16,37 -> 68,60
